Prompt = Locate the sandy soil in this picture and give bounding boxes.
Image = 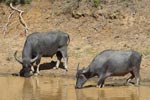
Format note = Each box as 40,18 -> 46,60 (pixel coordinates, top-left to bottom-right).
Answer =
0,0 -> 150,82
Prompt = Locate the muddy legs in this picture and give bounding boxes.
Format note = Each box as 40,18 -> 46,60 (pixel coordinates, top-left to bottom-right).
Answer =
126,69 -> 140,86
133,69 -> 140,86
97,75 -> 106,88
54,51 -> 62,69
59,47 -> 68,71
33,58 -> 41,76
54,50 -> 68,71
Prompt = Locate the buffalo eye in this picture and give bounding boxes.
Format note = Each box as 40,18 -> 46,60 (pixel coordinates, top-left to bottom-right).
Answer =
79,75 -> 84,79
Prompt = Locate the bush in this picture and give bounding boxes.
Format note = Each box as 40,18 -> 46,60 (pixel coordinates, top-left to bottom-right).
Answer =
92,0 -> 100,7
3,0 -> 32,5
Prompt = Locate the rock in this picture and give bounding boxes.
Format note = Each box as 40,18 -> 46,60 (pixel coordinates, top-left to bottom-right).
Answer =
114,35 -> 120,39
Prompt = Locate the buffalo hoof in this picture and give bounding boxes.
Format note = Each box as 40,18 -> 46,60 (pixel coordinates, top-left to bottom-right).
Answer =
53,67 -> 58,70
96,85 -> 101,88
34,73 -> 40,76
30,71 -> 34,75
125,82 -> 134,86
96,85 -> 103,88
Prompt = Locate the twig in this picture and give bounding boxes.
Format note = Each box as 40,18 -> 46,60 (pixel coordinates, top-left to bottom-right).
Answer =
10,3 -> 29,36
2,9 -> 15,37
143,54 -> 150,59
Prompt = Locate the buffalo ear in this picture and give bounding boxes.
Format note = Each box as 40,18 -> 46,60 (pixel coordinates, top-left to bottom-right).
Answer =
82,67 -> 89,74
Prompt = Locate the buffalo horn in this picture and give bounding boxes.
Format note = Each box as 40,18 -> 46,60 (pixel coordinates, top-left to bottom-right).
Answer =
30,55 -> 39,63
14,51 -> 23,64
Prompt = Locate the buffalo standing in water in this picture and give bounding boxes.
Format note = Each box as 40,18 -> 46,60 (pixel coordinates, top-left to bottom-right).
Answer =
75,50 -> 142,88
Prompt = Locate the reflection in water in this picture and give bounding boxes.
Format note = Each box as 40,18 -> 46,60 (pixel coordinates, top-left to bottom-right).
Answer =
23,77 -> 40,100
75,86 -> 150,100
0,76 -> 149,100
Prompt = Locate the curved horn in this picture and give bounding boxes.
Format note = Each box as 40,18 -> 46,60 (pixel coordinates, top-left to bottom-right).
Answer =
77,63 -> 80,71
30,54 -> 39,63
14,51 -> 23,64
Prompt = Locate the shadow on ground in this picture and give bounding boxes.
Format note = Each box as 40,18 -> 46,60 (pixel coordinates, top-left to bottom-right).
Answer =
38,61 -> 65,71
11,61 -> 66,76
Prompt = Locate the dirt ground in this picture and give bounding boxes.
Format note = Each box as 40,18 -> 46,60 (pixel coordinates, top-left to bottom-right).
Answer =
0,0 -> 150,82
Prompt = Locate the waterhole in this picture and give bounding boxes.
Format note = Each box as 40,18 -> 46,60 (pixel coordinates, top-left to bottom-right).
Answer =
0,76 -> 149,100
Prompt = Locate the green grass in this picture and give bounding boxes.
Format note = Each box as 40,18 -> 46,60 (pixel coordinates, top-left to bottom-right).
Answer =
143,50 -> 150,56
4,0 -> 32,5
93,0 -> 100,8
85,48 -> 99,56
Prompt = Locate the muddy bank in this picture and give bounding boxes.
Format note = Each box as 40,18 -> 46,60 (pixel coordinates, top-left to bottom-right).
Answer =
0,0 -> 150,82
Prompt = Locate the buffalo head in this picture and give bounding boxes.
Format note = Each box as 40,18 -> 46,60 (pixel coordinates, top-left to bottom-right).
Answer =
75,64 -> 88,89
14,51 -> 38,77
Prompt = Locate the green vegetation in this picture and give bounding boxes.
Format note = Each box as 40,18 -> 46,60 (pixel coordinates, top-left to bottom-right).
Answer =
143,50 -> 150,56
92,0 -> 100,8
121,0 -> 130,2
1,0 -> 32,5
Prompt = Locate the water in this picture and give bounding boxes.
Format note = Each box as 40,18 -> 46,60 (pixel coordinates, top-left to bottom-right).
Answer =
0,76 -> 150,100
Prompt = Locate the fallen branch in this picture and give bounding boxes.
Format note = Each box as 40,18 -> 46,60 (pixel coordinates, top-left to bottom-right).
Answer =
143,54 -> 150,59
10,3 -> 29,36
2,9 -> 15,37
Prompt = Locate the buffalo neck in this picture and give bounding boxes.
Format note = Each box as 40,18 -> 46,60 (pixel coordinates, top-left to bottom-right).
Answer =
83,67 -> 95,79
22,43 -> 32,59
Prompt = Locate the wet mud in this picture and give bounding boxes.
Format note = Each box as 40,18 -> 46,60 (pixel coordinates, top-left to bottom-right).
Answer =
0,75 -> 149,100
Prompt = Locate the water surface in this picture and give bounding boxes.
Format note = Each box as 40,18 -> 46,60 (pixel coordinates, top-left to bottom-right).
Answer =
0,76 -> 149,100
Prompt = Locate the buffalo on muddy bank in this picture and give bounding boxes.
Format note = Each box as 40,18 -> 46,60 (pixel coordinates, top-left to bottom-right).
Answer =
14,30 -> 70,77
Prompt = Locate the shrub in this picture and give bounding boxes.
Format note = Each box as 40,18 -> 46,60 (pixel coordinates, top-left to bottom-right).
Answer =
3,0 -> 32,5
93,0 -> 100,8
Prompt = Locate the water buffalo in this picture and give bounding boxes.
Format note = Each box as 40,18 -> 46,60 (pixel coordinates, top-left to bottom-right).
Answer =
75,50 -> 142,89
14,30 -> 70,77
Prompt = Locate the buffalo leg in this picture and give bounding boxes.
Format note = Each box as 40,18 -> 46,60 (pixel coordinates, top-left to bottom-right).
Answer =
133,68 -> 140,86
55,51 -> 62,69
31,66 -> 34,72
60,47 -> 68,71
126,72 -> 135,85
36,65 -> 40,74
35,58 -> 41,75
97,75 -> 105,88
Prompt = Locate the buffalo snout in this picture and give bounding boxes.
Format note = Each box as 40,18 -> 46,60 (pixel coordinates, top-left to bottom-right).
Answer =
19,67 -> 32,77
75,85 -> 82,89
